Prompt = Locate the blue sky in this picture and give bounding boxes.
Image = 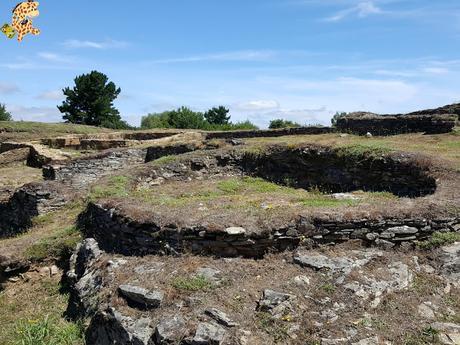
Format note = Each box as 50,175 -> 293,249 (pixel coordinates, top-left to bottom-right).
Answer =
0,0 -> 459,127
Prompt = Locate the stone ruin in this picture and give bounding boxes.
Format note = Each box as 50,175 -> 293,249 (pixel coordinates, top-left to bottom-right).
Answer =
0,113 -> 460,344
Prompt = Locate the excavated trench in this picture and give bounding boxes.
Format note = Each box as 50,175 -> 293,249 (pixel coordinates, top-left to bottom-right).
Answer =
239,146 -> 436,197
78,145 -> 458,258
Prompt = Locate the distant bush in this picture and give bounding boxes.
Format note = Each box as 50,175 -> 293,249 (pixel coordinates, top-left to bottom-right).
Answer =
0,103 -> 12,121
269,119 -> 300,129
141,106 -> 258,131
204,120 -> 258,131
204,106 -> 230,125
331,112 -> 348,126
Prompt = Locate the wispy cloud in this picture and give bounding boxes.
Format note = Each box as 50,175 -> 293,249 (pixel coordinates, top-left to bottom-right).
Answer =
234,100 -> 280,111
7,105 -> 62,122
63,39 -> 128,49
325,1 -> 383,21
0,82 -> 20,94
422,67 -> 449,75
147,50 -> 276,64
37,90 -> 63,101
38,52 -> 74,63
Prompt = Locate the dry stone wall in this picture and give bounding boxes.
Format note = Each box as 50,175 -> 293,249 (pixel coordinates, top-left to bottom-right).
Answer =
205,126 -> 333,139
0,182 -> 74,237
336,113 -> 456,136
80,202 -> 460,258
43,149 -> 147,188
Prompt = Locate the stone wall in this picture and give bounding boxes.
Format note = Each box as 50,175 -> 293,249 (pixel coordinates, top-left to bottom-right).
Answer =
145,143 -> 203,162
408,103 -> 460,121
0,182 -> 74,238
241,146 -> 436,197
79,202 -> 460,258
43,149 -> 147,188
336,113 -> 456,136
205,126 -> 334,139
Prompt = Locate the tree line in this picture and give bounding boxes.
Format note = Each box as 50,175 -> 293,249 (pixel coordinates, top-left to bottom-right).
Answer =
0,70 -> 343,129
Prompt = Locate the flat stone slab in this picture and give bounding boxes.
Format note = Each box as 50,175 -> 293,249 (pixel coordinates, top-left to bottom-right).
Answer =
205,308 -> 239,328
154,315 -> 187,345
191,322 -> 226,345
118,284 -> 163,309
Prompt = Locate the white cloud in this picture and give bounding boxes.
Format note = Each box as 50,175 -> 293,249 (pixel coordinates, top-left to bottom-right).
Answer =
38,52 -> 74,63
422,67 -> 449,75
63,39 -> 128,49
7,105 -> 62,122
148,50 -> 276,64
234,100 -> 280,111
324,1 -> 384,21
0,82 -> 20,94
37,90 -> 63,101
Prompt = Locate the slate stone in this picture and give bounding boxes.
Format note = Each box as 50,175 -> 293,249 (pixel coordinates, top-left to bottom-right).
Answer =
205,308 -> 238,327
190,322 -> 226,345
152,315 -> 187,345
119,285 -> 163,309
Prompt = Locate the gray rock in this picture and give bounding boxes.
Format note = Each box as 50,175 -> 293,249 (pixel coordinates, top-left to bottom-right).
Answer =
385,226 -> 418,235
205,308 -> 238,327
258,289 -> 296,318
293,275 -> 310,286
191,322 -> 226,345
196,267 -> 221,283
330,193 -> 360,200
293,253 -> 352,271
375,239 -> 396,249
439,242 -> 460,285
152,315 -> 187,345
224,227 -> 246,236
86,308 -> 153,345
119,285 -> 163,309
431,322 -> 460,345
352,337 -> 379,345
417,303 -> 435,320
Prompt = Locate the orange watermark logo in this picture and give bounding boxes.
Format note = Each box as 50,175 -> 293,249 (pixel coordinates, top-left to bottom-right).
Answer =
1,0 -> 40,42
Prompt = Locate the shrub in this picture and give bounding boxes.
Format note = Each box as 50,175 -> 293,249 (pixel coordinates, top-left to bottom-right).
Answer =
141,107 -> 258,131
269,119 -> 300,129
204,106 -> 230,125
417,232 -> 460,250
0,103 -> 12,121
331,112 -> 347,126
172,275 -> 212,291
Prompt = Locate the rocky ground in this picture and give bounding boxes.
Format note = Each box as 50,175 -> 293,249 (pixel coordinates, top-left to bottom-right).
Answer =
69,238 -> 460,344
0,124 -> 459,344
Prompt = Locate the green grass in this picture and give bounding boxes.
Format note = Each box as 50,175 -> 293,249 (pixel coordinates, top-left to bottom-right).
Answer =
402,326 -> 441,345
217,177 -> 284,194
151,155 -> 179,166
24,226 -> 81,262
320,283 -> 337,294
417,232 -> 460,250
172,275 -> 213,291
14,316 -> 83,345
0,278 -> 84,345
90,175 -> 130,199
0,121 -> 112,135
336,143 -> 393,159
255,312 -> 290,343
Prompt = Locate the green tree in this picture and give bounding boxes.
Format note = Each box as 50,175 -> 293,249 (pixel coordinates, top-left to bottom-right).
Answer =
141,111 -> 172,129
204,106 -> 230,125
0,103 -> 12,121
58,71 -> 126,128
168,107 -> 207,129
269,118 -> 301,129
331,112 -> 347,126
